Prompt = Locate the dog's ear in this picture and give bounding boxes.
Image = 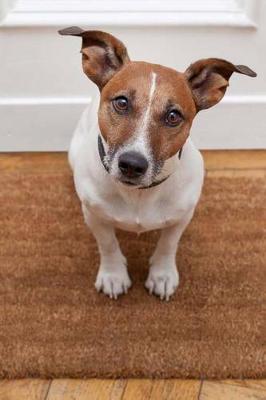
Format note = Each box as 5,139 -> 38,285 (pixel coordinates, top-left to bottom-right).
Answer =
58,26 -> 130,90
184,58 -> 256,111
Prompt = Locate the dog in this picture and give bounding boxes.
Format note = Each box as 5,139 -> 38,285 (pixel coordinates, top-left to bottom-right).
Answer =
59,27 -> 256,300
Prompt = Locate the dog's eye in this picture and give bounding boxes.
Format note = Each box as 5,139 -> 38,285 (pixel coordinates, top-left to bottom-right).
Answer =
165,110 -> 183,127
113,96 -> 128,113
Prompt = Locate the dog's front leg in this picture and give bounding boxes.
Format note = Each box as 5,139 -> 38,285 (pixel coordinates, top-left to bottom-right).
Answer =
145,211 -> 193,301
82,205 -> 131,299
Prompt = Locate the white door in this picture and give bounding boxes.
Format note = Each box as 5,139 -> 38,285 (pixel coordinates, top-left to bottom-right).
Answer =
0,0 -> 265,151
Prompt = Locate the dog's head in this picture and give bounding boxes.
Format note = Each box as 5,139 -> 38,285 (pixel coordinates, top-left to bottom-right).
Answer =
59,27 -> 256,188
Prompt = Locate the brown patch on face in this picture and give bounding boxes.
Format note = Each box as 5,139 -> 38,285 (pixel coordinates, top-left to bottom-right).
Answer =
146,64 -> 196,161
98,61 -> 197,163
98,63 -> 152,149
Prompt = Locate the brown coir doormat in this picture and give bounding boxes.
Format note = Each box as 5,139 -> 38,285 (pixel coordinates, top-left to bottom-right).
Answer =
0,169 -> 265,379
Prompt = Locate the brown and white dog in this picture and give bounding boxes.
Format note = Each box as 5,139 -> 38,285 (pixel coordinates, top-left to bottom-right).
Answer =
59,27 -> 256,300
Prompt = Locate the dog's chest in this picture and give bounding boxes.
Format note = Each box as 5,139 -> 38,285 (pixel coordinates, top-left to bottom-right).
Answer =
88,186 -> 182,233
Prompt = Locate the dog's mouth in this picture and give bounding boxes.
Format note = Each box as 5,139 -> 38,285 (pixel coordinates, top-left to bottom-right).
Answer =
118,177 -> 141,187
122,180 -> 138,186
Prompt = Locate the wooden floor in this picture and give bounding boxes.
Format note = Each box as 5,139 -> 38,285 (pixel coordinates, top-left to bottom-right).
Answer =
1,150 -> 265,400
1,379 -> 266,400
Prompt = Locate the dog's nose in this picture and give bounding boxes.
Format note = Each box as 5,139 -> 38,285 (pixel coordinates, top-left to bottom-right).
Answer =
118,151 -> 148,178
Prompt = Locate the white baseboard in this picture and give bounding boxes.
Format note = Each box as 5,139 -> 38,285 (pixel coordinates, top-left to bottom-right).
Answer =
0,95 -> 265,151
2,0 -> 257,27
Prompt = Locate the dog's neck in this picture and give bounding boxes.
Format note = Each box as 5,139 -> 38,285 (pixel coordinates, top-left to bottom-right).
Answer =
98,135 -> 183,190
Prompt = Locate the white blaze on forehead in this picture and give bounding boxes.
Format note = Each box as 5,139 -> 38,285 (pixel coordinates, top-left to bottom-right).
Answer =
129,71 -> 157,156
141,71 -> 157,134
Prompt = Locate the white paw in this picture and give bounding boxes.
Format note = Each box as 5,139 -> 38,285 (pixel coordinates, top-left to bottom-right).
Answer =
145,266 -> 179,301
95,267 -> 131,299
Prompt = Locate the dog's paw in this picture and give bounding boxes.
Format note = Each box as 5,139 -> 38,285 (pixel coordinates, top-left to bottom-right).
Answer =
95,267 -> 132,299
145,266 -> 179,301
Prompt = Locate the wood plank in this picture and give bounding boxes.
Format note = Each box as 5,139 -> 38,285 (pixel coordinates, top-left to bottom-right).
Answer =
0,152 -> 68,173
221,380 -> 266,391
122,379 -> 201,400
200,380 -> 266,400
0,379 -> 50,400
202,150 -> 266,170
207,169 -> 266,178
149,379 -> 201,400
0,151 -> 265,172
122,379 -> 153,400
46,379 -> 127,400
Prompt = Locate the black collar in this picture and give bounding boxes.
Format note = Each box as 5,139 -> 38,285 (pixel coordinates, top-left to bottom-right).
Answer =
98,135 -> 182,190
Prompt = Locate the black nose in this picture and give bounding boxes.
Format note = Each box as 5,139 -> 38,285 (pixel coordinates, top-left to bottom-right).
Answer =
118,151 -> 148,178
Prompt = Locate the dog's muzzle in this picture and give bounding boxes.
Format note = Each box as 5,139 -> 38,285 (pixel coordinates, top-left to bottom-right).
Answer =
97,135 -> 183,189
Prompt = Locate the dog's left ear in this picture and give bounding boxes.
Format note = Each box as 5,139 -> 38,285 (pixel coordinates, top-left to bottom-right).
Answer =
58,26 -> 130,90
184,58 -> 256,111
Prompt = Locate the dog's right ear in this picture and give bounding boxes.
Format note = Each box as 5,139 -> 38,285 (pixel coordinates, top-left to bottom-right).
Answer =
58,26 -> 130,90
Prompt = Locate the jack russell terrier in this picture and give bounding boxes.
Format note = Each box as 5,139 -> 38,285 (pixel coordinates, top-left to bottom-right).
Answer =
59,27 -> 256,301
